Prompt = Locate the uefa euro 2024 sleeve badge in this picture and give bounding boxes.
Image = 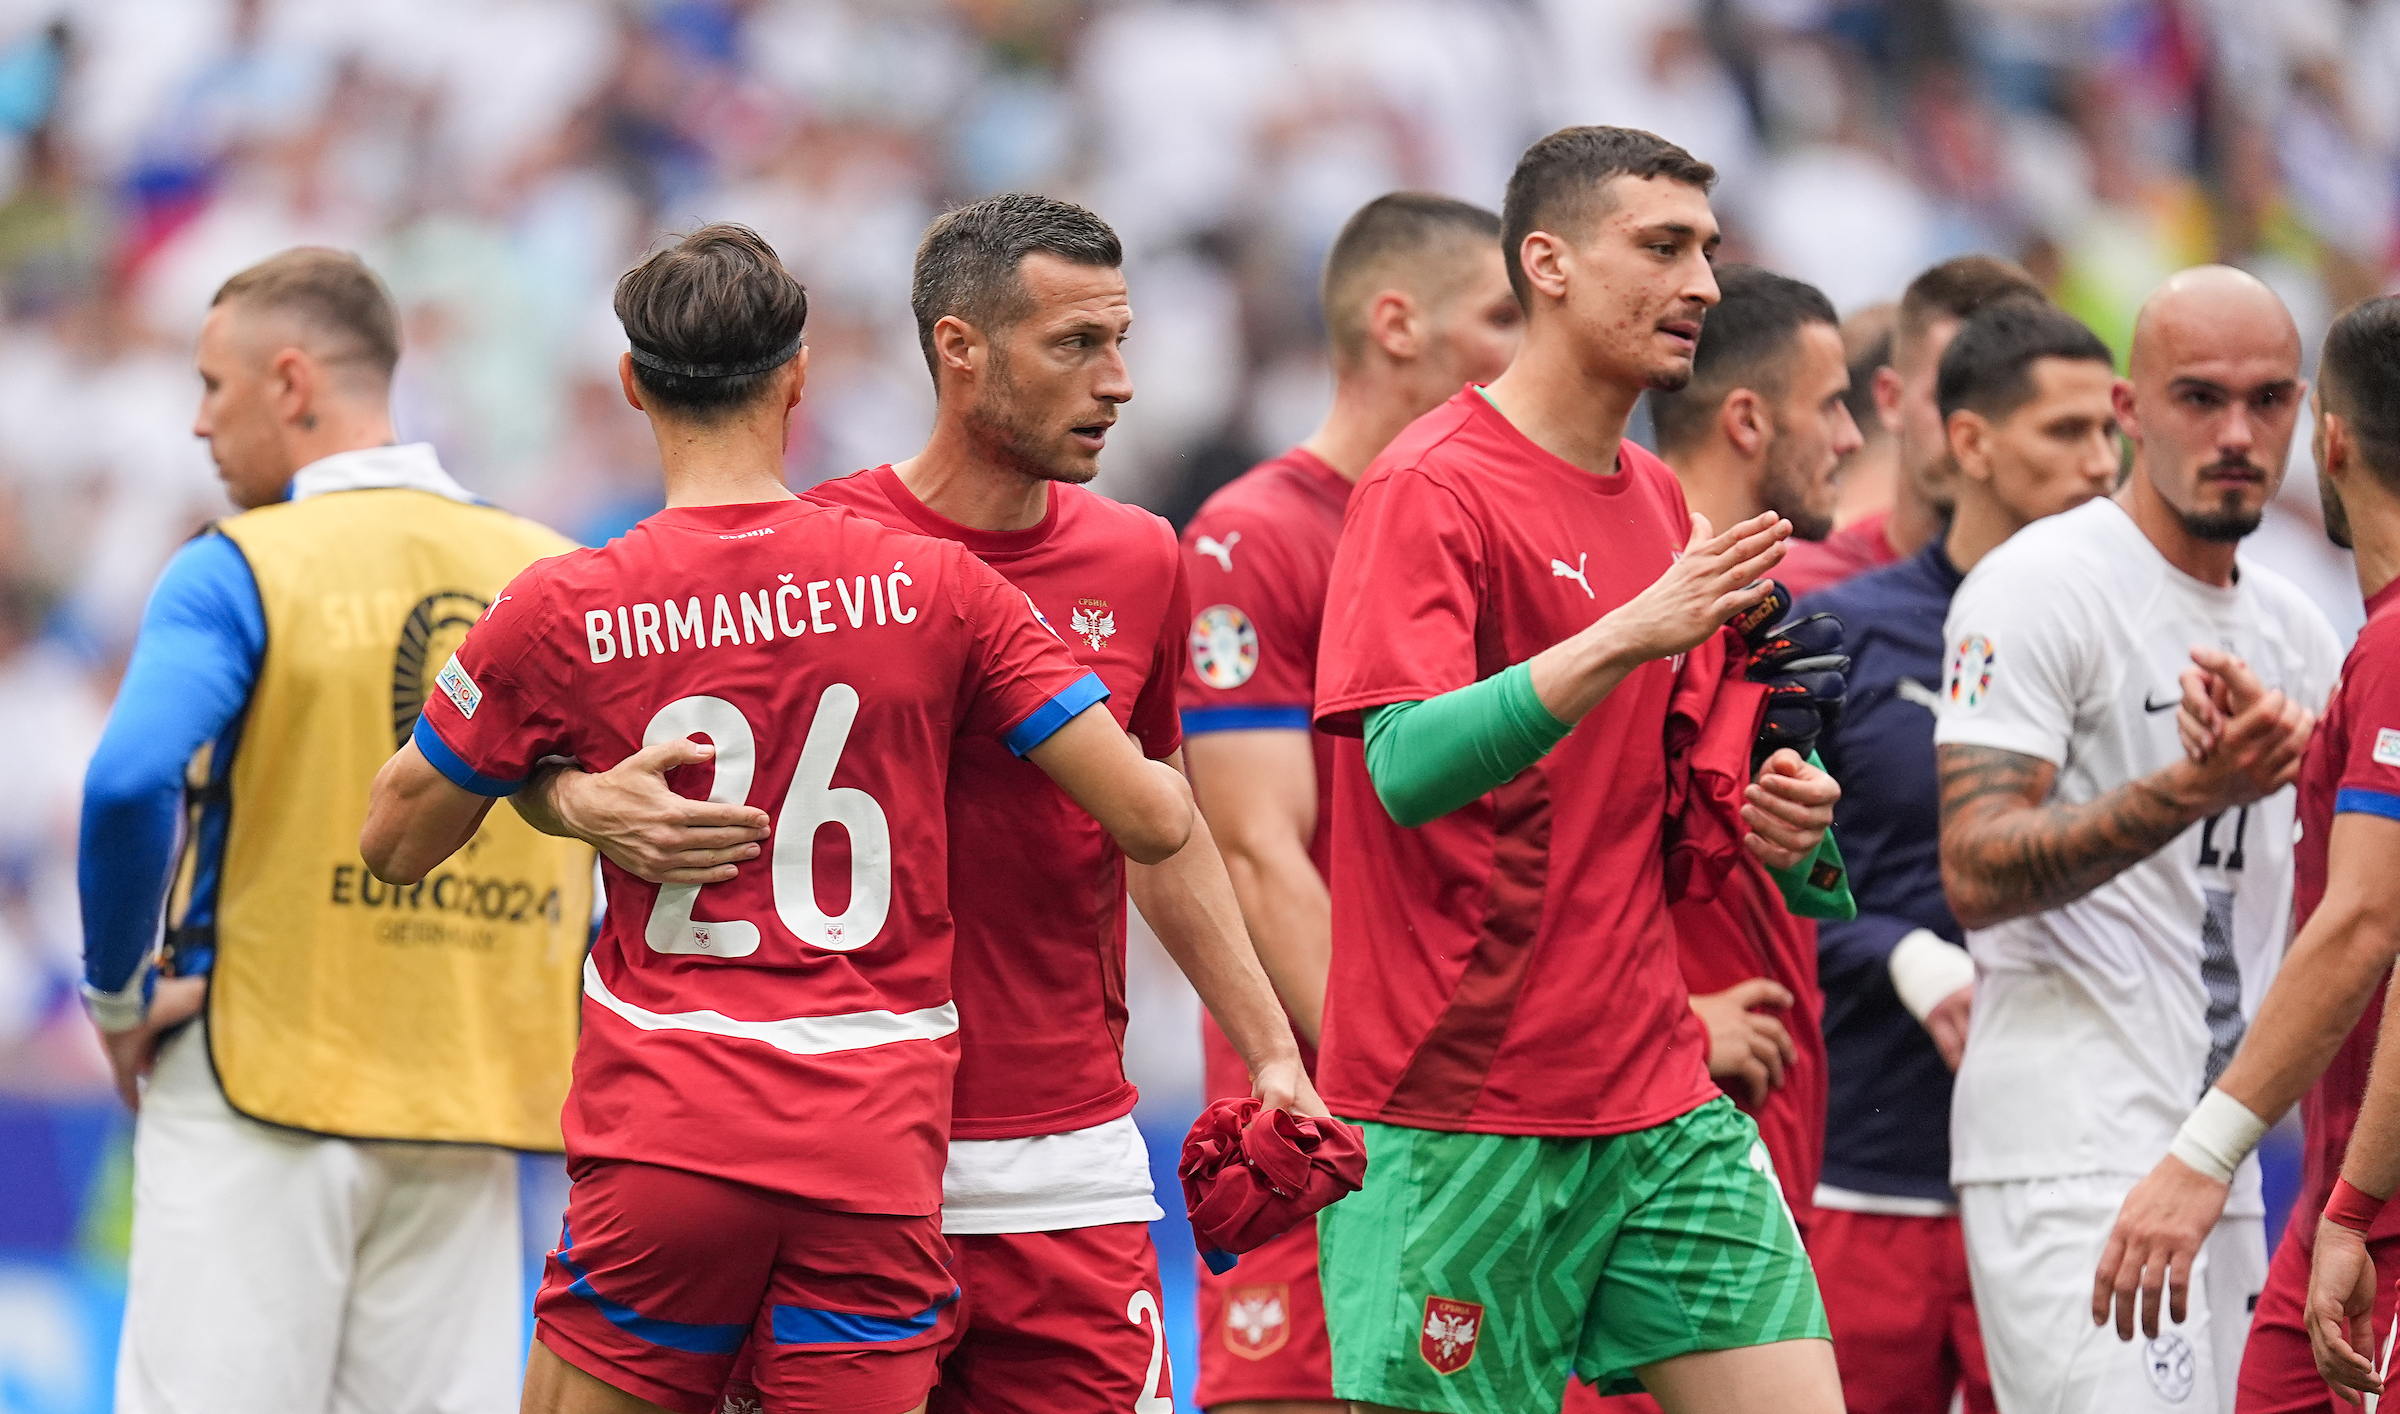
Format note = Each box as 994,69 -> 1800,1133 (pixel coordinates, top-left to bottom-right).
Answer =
1190,605 -> 1259,689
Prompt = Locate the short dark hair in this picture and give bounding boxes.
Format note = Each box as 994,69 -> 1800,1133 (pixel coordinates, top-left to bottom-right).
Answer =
1936,300 -> 2113,424
1897,255 -> 2045,372
1322,192 -> 1501,363
211,247 -> 400,383
1500,125 -> 1715,308
1841,302 -> 1895,440
614,224 -> 808,420
2321,295 -> 2400,491
1647,265 -> 1839,456
911,193 -> 1122,387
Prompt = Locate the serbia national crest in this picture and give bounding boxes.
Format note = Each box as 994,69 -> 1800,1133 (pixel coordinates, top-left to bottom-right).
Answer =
1190,604 -> 1259,689
1420,1295 -> 1483,1375
1223,1282 -> 1290,1360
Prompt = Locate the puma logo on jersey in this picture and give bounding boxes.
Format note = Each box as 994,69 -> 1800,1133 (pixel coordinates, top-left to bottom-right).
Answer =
1896,677 -> 1942,713
1551,553 -> 1592,598
1196,532 -> 1240,572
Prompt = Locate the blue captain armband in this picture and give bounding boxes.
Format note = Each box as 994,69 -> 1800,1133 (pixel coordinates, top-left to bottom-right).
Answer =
412,715 -> 528,797
1005,672 -> 1111,756
2335,787 -> 2400,823
1182,705 -> 1312,734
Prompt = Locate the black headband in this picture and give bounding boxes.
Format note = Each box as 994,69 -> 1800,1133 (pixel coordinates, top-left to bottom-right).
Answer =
627,333 -> 803,380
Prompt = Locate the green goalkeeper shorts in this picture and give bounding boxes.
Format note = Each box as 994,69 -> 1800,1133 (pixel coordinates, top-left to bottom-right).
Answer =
1317,1097 -> 1827,1411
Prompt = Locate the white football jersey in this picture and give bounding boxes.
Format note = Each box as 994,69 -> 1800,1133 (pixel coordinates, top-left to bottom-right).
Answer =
1934,497 -> 2343,1207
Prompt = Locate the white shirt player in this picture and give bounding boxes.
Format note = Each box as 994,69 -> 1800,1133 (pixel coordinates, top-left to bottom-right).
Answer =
1935,496 -> 2343,1208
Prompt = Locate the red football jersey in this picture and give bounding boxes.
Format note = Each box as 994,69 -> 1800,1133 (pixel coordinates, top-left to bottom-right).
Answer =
1313,389 -> 1719,1136
415,498 -> 1101,1213
2292,579 -> 2400,1244
805,468 -> 1188,1140
1177,448 -> 1348,1103
1669,864 -> 1825,1219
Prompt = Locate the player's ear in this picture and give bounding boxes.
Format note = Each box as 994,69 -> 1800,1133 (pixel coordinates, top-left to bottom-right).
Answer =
1516,230 -> 1570,305
270,345 -> 314,429
783,345 -> 809,409
1720,387 -> 1767,457
1367,289 -> 1422,362
1872,364 -> 1903,435
617,352 -> 646,413
1946,408 -> 1992,482
932,315 -> 981,391
2110,377 -> 2139,443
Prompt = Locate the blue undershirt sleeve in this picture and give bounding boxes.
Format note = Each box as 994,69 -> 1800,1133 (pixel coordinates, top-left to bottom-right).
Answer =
78,533 -> 266,1002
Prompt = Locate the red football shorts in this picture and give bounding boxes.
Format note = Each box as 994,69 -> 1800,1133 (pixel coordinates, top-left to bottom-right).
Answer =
926,1223 -> 1174,1413
1810,1207 -> 1993,1414
2237,1218 -> 2400,1413
532,1158 -> 954,1414
1194,1213 -> 1334,1407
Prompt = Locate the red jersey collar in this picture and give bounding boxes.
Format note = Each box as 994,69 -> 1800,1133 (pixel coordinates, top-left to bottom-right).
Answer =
1461,386 -> 1642,496
2368,575 -> 2400,621
642,497 -> 812,532
861,464 -> 1061,557
1280,445 -> 1355,506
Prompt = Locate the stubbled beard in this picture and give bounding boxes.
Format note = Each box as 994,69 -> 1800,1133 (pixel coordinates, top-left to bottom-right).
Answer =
962,358 -> 1098,486
1760,427 -> 1834,542
1645,363 -> 1694,393
2175,503 -> 2263,543
2321,468 -> 2355,550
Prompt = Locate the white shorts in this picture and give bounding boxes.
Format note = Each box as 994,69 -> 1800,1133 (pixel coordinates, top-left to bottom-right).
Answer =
1959,1173 -> 2265,1414
116,1018 -> 525,1414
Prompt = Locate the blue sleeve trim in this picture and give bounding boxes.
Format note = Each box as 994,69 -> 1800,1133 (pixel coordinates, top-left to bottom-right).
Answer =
2335,787 -> 2400,822
412,715 -> 525,797
79,533 -> 267,993
1005,671 -> 1110,757
1181,704 -> 1312,735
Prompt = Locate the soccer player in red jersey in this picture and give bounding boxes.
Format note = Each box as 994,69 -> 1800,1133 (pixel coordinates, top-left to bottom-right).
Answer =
1309,126 -> 1845,1414
1177,191 -> 1522,1414
358,226 -> 1200,1414
1645,262 -> 1861,1228
1775,258 -> 2044,600
527,197 -> 1318,1414
2088,296 -> 2400,1411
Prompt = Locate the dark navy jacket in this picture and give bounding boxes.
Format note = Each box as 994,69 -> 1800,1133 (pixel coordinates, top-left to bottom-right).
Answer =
1798,541 -> 1966,1202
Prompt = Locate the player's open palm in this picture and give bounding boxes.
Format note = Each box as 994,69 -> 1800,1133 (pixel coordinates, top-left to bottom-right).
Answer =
2306,1216 -> 2384,1401
2091,1154 -> 2227,1339
1610,512 -> 1791,664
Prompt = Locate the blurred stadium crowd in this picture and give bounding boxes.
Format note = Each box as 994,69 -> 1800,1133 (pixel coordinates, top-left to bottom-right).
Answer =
3,0 -> 2399,1097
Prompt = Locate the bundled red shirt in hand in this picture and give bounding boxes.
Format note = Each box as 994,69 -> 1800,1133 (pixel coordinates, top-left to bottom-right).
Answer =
1179,1098 -> 1367,1271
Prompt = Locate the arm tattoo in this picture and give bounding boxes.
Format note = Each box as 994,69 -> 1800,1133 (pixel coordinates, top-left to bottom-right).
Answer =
1936,744 -> 2202,929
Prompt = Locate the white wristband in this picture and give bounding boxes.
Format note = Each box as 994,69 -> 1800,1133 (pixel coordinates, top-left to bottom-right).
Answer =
2167,1087 -> 2268,1184
81,977 -> 148,1035
1888,929 -> 1976,1022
